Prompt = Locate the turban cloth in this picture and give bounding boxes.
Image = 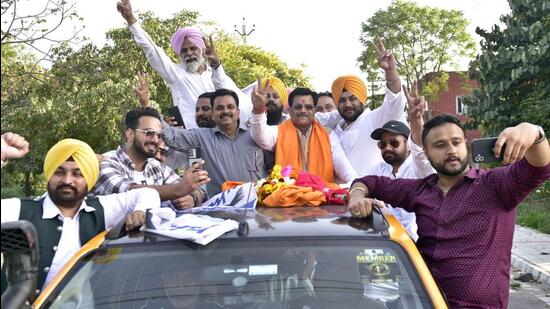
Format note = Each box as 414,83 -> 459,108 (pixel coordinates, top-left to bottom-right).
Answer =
43,139 -> 99,191
170,27 -> 206,55
331,75 -> 368,105
262,77 -> 288,107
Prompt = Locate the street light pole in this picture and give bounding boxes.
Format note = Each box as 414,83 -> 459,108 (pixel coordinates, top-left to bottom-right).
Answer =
234,17 -> 255,44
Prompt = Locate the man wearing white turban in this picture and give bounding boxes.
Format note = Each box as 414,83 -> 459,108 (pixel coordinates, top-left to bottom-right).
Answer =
117,0 -> 252,129
0,136 -> 161,292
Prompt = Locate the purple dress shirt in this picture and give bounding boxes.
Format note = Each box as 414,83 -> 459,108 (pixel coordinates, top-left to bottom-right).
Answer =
354,159 -> 550,308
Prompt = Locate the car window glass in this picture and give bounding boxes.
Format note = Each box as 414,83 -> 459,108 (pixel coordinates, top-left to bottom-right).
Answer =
47,239 -> 433,309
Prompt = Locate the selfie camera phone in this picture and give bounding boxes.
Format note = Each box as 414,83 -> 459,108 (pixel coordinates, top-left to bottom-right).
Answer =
167,106 -> 186,128
471,137 -> 505,163
188,147 -> 203,169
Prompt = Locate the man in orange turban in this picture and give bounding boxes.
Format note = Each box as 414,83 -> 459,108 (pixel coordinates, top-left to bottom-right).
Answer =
250,80 -> 357,184
315,38 -> 408,178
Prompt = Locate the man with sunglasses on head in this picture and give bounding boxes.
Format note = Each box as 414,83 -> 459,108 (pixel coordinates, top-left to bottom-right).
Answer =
367,82 -> 435,240
93,107 -> 210,210
250,81 -> 357,184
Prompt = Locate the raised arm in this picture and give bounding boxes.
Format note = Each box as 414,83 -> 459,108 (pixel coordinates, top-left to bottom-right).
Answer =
368,38 -> 407,129
1,132 -> 30,163
495,123 -> 549,167
249,77 -> 279,151
403,81 -> 435,177
117,0 -> 179,84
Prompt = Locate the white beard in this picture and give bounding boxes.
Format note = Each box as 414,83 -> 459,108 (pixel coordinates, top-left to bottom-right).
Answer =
183,53 -> 205,73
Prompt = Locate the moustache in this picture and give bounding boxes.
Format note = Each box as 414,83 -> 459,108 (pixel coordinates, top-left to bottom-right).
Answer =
56,185 -> 77,193
445,156 -> 461,163
219,113 -> 233,118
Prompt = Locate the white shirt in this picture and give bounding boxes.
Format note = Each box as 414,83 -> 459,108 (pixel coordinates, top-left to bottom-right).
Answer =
315,86 -> 407,177
249,112 -> 358,183
129,23 -> 252,129
1,188 -> 160,289
368,137 -> 436,241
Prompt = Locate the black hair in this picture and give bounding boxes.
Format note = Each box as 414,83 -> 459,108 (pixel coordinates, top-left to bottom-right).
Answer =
198,92 -> 214,99
315,91 -> 333,106
124,107 -> 162,129
422,114 -> 466,146
210,88 -> 239,108
288,88 -> 318,107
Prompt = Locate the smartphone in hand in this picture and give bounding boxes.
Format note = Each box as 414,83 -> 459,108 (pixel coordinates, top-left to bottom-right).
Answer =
167,106 -> 186,128
471,137 -> 505,163
188,147 -> 203,169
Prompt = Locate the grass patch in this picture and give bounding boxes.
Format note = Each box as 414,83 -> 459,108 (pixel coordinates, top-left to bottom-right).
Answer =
516,184 -> 550,234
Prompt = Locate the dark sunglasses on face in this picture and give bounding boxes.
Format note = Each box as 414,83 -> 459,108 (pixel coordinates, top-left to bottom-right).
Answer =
292,104 -> 315,111
377,138 -> 401,149
135,128 -> 165,140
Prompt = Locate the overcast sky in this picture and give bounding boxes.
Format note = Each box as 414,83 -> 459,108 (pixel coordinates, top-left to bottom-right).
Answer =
18,0 -> 512,90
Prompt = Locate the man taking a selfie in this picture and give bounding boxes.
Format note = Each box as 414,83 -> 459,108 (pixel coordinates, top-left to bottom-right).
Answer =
93,107 -> 209,209
348,115 -> 550,308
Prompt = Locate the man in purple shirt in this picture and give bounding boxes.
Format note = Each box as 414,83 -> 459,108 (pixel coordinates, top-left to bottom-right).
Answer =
348,114 -> 550,308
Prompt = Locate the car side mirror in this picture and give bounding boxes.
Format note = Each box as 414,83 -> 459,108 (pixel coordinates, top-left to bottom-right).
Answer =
1,220 -> 40,309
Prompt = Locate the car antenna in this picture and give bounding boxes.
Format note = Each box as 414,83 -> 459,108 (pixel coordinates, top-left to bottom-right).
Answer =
237,183 -> 254,236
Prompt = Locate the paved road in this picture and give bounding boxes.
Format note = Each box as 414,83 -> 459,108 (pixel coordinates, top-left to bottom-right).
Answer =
508,267 -> 550,308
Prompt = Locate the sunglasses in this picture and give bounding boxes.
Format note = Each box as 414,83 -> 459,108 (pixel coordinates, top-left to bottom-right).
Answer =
135,129 -> 165,140
377,138 -> 401,149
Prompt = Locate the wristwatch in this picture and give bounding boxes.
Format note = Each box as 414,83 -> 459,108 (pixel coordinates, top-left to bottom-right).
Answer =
534,125 -> 546,144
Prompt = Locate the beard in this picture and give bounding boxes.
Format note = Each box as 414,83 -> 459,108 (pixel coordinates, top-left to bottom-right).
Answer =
184,53 -> 205,73
196,117 -> 216,128
382,150 -> 407,166
339,106 -> 364,123
133,138 -> 158,159
429,155 -> 469,177
48,183 -> 87,209
266,101 -> 284,125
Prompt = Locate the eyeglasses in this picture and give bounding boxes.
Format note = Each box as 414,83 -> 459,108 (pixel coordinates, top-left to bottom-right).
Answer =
292,104 -> 315,111
377,138 -> 401,149
135,129 -> 165,140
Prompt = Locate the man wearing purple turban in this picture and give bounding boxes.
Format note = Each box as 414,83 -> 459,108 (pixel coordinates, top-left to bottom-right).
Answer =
117,0 -> 251,129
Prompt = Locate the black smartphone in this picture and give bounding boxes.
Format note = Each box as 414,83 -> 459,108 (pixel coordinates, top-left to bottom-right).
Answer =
167,106 -> 185,128
187,147 -> 203,169
471,137 -> 505,163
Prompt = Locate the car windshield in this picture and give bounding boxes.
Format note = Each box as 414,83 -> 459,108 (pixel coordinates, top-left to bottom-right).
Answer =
46,238 -> 433,309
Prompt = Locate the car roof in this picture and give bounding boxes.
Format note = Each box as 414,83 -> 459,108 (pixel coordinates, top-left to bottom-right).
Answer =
106,205 -> 390,246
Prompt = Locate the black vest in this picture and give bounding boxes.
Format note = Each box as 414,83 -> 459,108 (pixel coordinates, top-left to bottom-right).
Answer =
1,196 -> 105,294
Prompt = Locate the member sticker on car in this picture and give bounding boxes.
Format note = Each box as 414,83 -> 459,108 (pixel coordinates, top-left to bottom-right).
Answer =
356,249 -> 400,284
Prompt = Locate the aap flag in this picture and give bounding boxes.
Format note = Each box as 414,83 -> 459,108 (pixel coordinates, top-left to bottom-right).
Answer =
195,182 -> 257,212
144,210 -> 239,245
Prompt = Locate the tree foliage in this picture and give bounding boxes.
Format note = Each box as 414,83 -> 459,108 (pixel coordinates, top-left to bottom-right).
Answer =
1,0 -> 84,80
357,0 -> 476,98
465,0 -> 550,135
1,9 -> 309,196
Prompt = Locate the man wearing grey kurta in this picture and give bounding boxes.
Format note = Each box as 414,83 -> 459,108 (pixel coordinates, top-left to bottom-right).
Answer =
163,88 -> 268,196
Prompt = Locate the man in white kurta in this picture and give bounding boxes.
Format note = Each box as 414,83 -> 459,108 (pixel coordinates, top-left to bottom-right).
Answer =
315,39 -> 407,178
117,0 -> 251,129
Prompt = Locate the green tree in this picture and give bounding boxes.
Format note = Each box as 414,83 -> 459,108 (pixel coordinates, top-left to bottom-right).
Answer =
1,9 -> 309,196
465,0 -> 550,135
357,0 -> 476,101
